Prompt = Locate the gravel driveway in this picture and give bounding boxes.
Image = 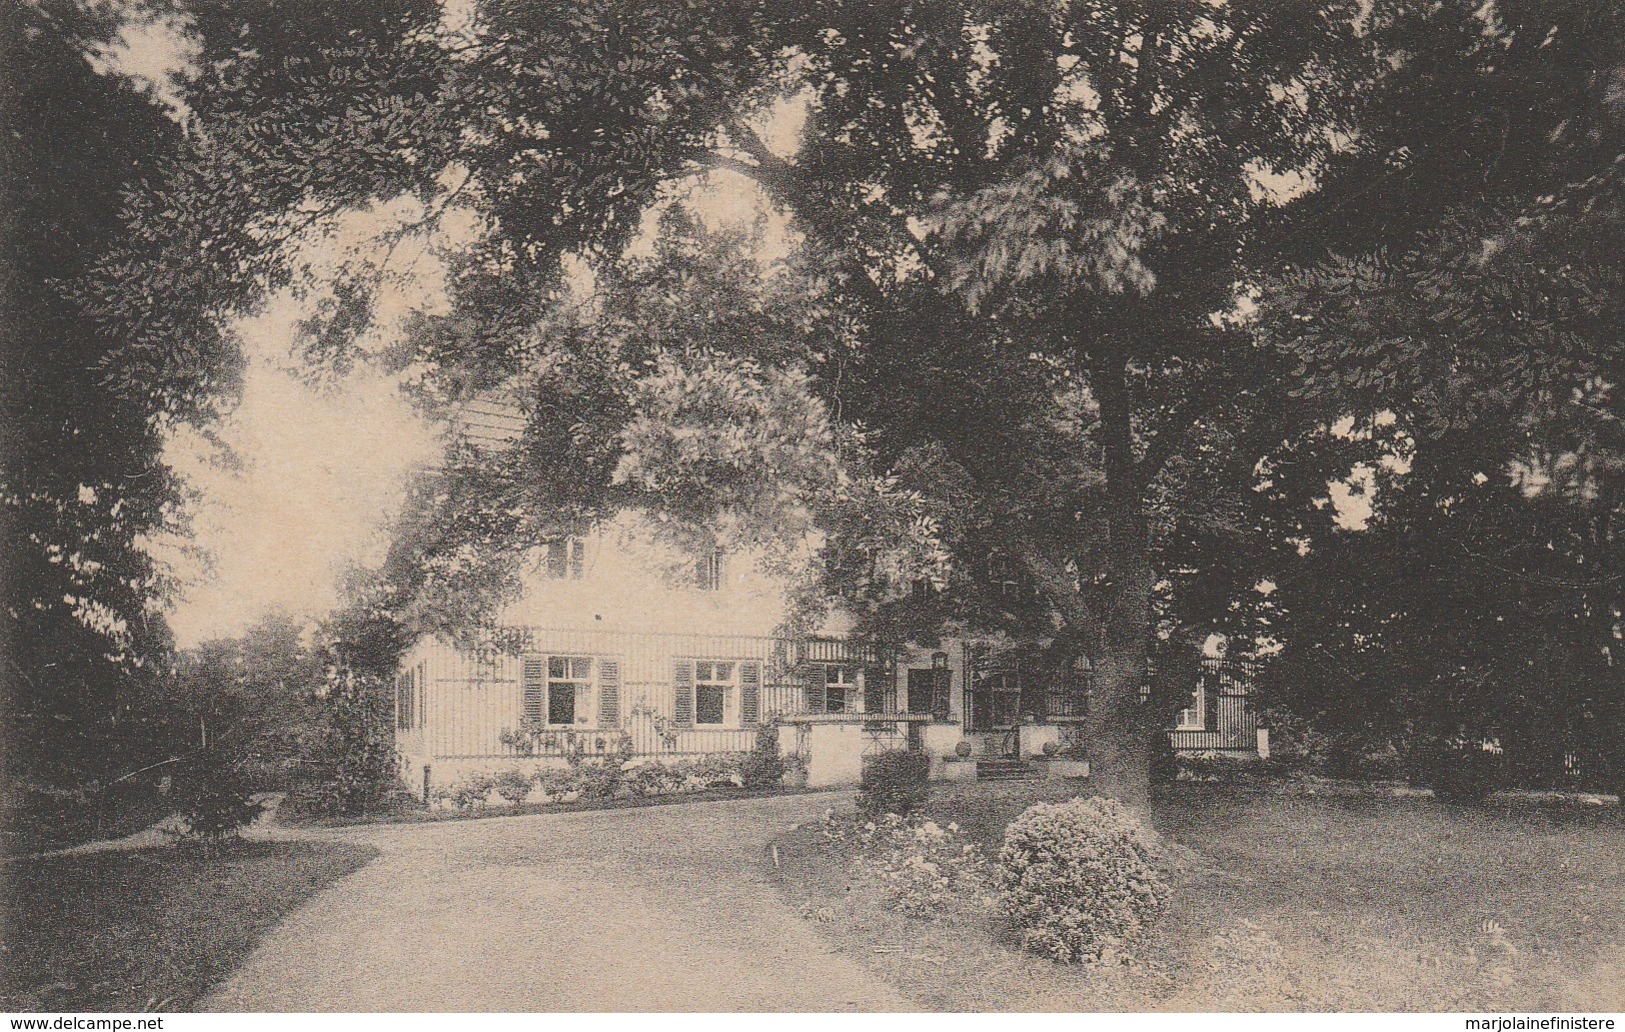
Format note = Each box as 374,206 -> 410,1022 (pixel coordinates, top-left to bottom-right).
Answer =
202,793 -> 907,1012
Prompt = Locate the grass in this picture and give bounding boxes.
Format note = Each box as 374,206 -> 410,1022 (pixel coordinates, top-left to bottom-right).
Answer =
1,785 -> 175,856
0,840 -> 377,1012
769,780 -> 1625,1012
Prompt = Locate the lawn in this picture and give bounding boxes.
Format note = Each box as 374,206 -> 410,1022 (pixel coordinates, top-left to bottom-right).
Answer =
0,840 -> 377,1012
770,781 -> 1625,1012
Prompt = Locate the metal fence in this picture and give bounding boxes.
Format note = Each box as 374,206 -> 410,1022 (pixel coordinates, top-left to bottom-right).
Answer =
1169,657 -> 1260,752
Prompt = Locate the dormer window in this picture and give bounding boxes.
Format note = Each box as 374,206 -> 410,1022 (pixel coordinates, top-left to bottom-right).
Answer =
694,547 -> 726,592
545,537 -> 586,580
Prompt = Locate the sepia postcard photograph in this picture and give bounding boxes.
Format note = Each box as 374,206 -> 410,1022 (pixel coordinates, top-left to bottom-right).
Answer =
2,0 -> 1622,1020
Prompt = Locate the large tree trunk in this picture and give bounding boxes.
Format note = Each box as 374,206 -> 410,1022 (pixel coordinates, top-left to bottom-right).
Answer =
1084,357 -> 1158,810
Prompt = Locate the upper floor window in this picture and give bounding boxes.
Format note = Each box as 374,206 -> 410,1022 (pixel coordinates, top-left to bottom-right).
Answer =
693,660 -> 736,725
545,537 -> 586,580
694,547 -> 726,592
989,551 -> 1022,601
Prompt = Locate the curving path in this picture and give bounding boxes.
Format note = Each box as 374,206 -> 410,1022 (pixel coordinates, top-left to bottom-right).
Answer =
202,793 -> 907,1012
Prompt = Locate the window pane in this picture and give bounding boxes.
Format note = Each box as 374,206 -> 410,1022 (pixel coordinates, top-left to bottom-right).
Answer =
548,657 -> 566,679
694,661 -> 712,682
695,685 -> 726,725
570,657 -> 592,679
714,662 -> 734,682
549,682 -> 576,724
827,685 -> 846,713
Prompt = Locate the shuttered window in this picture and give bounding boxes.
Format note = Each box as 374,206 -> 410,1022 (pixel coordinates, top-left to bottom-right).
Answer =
694,661 -> 734,725
807,664 -> 828,714
679,659 -> 763,727
739,660 -> 761,726
694,548 -> 726,591
545,537 -> 586,580
523,655 -> 596,727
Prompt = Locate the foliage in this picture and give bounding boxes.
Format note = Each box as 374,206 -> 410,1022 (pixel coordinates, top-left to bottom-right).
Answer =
859,751 -> 931,818
623,761 -> 686,797
781,753 -> 809,788
1,0 -> 188,791
492,769 -> 535,806
1249,1 -> 1625,793
433,750 -> 762,811
170,611 -> 329,790
100,0 -> 1625,806
821,810 -> 991,922
500,723 -> 635,761
740,724 -> 786,789
294,670 -> 398,816
435,773 -> 497,811
569,758 -> 624,802
174,750 -> 265,846
995,797 -> 1168,964
1175,753 -> 1270,786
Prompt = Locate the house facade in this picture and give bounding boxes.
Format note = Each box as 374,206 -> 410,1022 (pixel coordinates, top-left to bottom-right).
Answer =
394,516 -> 1261,800
393,396 -> 1260,799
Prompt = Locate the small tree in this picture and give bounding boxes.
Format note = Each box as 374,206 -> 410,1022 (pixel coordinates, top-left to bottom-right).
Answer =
174,748 -> 265,851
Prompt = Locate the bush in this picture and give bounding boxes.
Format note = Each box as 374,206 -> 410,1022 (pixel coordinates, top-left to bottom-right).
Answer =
741,725 -> 786,788
493,768 -> 536,806
537,765 -> 580,798
624,760 -> 685,796
823,811 -> 990,920
436,773 -> 497,811
782,753 -> 809,787
953,739 -> 974,759
859,750 -> 931,817
682,752 -> 746,788
995,797 -> 1167,964
1040,740 -> 1059,757
1419,740 -> 1504,803
175,751 -> 265,846
570,758 -> 623,801
294,671 -> 399,816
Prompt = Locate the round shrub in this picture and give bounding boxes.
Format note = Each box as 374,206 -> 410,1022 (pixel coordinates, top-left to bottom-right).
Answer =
493,768 -> 536,806
859,750 -> 931,816
953,740 -> 974,759
995,797 -> 1168,964
1040,740 -> 1059,757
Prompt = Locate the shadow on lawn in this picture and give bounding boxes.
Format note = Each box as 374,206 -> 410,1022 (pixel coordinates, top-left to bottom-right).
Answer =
769,782 -> 1625,1012
1,839 -> 377,1012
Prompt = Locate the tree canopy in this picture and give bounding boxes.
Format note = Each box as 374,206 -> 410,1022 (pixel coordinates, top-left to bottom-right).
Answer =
86,0 -> 1625,803
1,0 -> 189,786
